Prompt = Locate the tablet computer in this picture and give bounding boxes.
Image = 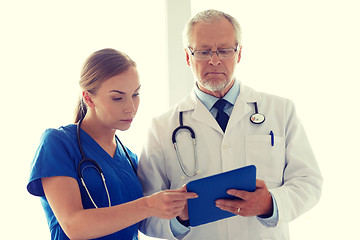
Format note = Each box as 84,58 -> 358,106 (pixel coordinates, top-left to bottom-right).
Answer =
187,165 -> 256,227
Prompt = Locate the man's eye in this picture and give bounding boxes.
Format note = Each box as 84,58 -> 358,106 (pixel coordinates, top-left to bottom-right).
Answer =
219,49 -> 233,54
197,51 -> 209,56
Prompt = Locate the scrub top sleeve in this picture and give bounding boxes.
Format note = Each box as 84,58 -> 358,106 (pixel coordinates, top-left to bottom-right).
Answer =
27,128 -> 78,197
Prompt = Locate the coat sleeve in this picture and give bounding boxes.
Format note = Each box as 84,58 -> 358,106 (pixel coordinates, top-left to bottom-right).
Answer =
137,118 -> 180,239
270,100 -> 323,225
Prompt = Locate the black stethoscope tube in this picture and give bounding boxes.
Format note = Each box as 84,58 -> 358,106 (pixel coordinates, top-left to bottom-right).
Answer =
172,112 -> 196,144
76,118 -> 136,208
172,111 -> 198,178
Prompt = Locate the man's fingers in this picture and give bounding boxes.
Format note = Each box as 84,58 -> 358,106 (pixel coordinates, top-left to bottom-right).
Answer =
227,179 -> 266,199
255,179 -> 266,189
215,200 -> 243,215
216,198 -> 242,209
226,189 -> 249,200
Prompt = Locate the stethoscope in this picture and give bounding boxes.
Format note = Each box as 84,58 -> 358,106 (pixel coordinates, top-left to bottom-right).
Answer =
172,111 -> 198,178
171,102 -> 265,178
249,102 -> 266,124
76,118 -> 136,208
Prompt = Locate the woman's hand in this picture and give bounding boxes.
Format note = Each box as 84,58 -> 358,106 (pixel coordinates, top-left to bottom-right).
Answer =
145,185 -> 197,220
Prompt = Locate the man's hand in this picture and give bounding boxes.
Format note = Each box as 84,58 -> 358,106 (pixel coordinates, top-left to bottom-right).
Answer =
215,179 -> 273,217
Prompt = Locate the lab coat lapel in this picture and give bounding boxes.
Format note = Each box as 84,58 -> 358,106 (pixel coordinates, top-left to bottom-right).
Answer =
178,91 -> 219,130
178,85 -> 263,132
226,84 -> 263,132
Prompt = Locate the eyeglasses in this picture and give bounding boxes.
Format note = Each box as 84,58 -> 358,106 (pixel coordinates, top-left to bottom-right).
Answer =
188,45 -> 238,60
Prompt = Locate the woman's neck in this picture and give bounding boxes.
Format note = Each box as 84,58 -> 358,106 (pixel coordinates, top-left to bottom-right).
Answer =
79,116 -> 117,157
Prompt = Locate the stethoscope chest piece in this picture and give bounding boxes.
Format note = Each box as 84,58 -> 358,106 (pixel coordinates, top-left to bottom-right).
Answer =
250,113 -> 265,124
250,102 -> 265,124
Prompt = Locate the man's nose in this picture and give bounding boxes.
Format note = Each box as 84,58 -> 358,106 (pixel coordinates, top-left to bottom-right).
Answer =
209,51 -> 221,65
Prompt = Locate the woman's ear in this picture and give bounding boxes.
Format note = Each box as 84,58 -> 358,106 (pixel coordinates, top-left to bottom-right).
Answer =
82,91 -> 95,108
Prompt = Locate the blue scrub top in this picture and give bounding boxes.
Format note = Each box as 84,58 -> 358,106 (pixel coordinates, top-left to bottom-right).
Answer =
27,124 -> 143,240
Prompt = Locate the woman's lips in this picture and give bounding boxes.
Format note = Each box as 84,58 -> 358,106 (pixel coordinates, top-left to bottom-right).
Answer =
121,119 -> 133,123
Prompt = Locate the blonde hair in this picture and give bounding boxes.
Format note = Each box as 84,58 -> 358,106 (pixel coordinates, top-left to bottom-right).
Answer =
74,48 -> 136,123
182,9 -> 242,48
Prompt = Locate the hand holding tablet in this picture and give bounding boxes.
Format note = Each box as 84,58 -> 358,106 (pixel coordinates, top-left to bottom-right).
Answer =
186,165 -> 257,227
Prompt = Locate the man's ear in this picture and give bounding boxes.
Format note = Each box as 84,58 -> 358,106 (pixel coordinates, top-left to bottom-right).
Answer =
82,91 -> 95,108
185,49 -> 191,67
236,45 -> 242,64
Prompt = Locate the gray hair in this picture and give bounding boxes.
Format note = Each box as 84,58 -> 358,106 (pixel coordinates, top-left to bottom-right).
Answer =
182,9 -> 242,48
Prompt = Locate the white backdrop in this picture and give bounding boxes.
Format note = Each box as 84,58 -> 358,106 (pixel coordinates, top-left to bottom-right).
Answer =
1,0 -> 359,239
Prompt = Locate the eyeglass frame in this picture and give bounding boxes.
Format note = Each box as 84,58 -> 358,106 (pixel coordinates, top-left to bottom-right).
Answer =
188,44 -> 239,60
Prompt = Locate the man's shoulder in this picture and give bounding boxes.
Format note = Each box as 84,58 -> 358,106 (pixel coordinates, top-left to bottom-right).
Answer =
241,84 -> 293,104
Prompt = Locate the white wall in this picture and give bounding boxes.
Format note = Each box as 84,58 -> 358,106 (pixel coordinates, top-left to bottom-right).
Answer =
165,0 -> 194,107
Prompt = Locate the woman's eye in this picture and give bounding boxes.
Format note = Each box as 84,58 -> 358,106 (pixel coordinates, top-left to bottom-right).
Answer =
113,97 -> 122,101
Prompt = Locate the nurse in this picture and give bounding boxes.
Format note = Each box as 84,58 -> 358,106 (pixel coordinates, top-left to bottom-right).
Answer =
138,9 -> 323,240
27,48 -> 197,240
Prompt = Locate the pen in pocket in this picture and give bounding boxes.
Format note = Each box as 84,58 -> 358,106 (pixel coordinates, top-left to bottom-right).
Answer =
269,131 -> 274,146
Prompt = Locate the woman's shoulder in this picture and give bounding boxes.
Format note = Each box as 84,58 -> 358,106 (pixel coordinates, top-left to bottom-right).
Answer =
28,124 -> 79,197
40,124 -> 77,144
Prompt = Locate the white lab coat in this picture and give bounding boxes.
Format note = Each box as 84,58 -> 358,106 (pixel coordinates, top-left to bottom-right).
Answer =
138,83 -> 322,240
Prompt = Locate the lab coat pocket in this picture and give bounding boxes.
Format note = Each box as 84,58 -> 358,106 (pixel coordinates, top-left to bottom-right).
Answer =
245,135 -> 285,187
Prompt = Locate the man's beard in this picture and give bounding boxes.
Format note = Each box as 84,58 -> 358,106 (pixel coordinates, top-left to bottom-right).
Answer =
198,78 -> 229,92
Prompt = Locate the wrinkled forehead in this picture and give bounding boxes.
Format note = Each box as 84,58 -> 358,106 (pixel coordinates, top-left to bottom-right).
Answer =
190,19 -> 237,49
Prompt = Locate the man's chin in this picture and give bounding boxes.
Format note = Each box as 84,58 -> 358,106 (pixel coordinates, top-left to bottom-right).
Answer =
200,80 -> 227,92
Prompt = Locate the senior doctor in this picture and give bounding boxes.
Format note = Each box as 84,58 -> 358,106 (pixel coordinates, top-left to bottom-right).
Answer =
138,9 -> 322,240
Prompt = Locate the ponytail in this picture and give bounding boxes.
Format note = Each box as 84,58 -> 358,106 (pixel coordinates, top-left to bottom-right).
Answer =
74,97 -> 87,123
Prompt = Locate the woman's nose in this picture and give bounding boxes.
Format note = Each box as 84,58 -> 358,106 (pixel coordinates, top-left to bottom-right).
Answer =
124,99 -> 136,113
